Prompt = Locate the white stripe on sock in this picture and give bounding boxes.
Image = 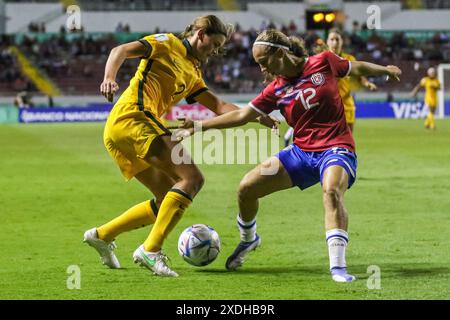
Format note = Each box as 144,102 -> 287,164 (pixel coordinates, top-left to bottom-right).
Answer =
237,214 -> 256,242
326,229 -> 349,270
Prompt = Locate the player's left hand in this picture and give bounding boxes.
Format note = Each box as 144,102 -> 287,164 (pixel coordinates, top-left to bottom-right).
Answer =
167,117 -> 196,141
366,82 -> 378,91
257,115 -> 280,129
167,117 -> 195,130
386,65 -> 402,81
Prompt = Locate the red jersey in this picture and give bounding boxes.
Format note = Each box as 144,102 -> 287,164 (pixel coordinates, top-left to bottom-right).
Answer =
250,51 -> 355,152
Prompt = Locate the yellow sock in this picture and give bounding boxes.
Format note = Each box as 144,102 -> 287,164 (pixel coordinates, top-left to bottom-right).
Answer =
424,114 -> 430,127
143,189 -> 192,252
97,199 -> 158,242
429,112 -> 435,129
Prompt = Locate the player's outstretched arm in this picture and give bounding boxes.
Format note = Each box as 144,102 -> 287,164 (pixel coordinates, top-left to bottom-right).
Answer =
100,41 -> 149,102
174,106 -> 262,133
350,61 -> 402,81
194,91 -> 278,129
195,90 -> 239,115
200,106 -> 262,130
410,82 -> 422,98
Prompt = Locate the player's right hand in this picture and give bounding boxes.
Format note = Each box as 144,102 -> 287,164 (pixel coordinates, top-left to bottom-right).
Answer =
100,79 -> 119,102
386,65 -> 402,81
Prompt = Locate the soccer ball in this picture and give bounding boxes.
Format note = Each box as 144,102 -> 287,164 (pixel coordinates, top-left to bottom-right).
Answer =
178,224 -> 221,267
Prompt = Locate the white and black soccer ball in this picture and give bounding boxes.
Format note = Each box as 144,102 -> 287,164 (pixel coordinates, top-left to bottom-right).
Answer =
178,224 -> 221,267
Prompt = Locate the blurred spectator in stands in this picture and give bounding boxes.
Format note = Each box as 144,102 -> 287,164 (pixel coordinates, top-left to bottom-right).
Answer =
432,31 -> 447,45
123,24 -> 131,32
14,91 -> 34,109
288,20 -> 297,35
48,96 -> 54,108
260,20 -> 267,31
83,64 -> 93,77
386,91 -> 394,102
390,32 -> 408,60
391,32 -> 408,51
163,0 -> 172,10
69,24 -> 84,33
28,22 -> 39,32
267,20 -> 276,29
366,30 -> 386,62
281,24 -> 289,36
0,22 -> 448,96
361,21 -> 368,30
303,30 -> 320,53
13,76 -> 28,91
116,22 -> 124,32
129,0 -> 137,10
39,23 -> 46,33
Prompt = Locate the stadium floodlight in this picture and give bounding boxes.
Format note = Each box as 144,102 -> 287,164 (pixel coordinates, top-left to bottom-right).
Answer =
437,63 -> 450,119
306,10 -> 336,30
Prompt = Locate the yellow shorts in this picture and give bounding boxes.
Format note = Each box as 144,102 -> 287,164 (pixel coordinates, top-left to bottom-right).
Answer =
103,103 -> 170,180
344,107 -> 356,125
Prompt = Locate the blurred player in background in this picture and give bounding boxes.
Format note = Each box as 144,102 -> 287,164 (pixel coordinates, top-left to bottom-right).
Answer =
325,28 -> 377,132
83,15 -> 276,277
284,28 -> 377,146
175,29 -> 401,282
411,67 -> 441,130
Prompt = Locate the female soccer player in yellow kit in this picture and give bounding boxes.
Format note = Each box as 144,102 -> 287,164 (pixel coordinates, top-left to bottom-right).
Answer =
83,15 -> 276,277
411,67 -> 441,130
326,28 -> 377,132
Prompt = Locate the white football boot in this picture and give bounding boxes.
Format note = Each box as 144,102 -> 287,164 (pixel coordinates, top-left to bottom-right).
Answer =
83,228 -> 121,269
330,267 -> 356,282
133,245 -> 178,277
225,234 -> 261,270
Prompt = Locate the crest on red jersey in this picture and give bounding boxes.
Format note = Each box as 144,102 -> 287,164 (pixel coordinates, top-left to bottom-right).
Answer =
311,72 -> 325,86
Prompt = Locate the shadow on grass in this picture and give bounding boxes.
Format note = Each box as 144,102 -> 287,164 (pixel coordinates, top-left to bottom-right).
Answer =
358,175 -> 450,181
377,264 -> 450,279
196,265 -> 328,276
195,263 -> 450,280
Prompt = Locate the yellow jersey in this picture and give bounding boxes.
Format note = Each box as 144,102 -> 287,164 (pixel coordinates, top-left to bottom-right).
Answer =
337,52 -> 357,111
420,76 -> 440,107
104,33 -> 209,180
117,33 -> 208,119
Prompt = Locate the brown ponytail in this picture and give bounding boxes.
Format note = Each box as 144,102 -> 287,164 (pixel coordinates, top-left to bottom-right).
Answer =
178,15 -> 234,41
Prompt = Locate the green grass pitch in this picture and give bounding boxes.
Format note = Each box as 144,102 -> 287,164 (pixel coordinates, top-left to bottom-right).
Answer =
1,119 -> 449,299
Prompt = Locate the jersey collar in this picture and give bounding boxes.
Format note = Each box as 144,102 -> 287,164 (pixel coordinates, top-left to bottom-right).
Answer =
182,38 -> 201,67
182,38 -> 193,56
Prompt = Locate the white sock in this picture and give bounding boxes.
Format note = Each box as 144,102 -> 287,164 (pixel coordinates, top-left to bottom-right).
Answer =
326,229 -> 348,270
237,214 -> 256,242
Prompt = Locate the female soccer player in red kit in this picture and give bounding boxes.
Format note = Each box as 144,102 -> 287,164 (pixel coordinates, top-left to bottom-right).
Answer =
176,29 -> 401,282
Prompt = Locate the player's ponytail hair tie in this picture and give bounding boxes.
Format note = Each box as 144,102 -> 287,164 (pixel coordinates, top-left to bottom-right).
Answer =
253,41 -> 290,51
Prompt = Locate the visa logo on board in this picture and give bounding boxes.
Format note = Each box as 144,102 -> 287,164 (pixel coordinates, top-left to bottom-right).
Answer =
389,102 -> 428,119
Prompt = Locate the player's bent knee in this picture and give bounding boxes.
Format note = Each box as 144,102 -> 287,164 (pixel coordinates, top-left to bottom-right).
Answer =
322,187 -> 343,204
238,179 -> 257,202
185,171 -> 205,194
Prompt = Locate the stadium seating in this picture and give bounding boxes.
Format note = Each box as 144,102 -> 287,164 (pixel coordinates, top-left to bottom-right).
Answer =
1,27 -> 449,96
1,0 -> 449,97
